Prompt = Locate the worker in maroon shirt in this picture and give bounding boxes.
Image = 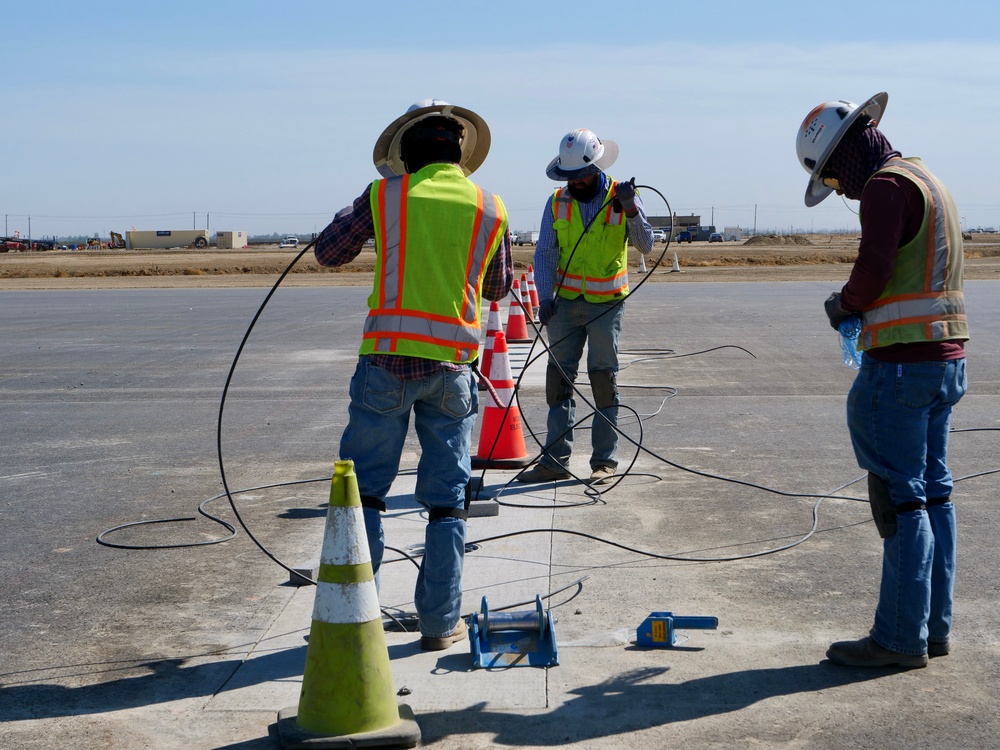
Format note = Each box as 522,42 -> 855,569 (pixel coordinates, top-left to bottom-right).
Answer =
796,92 -> 968,669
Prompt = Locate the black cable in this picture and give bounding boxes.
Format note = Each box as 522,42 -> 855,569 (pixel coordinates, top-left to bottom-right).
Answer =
214,239 -> 323,584
96,179 -> 998,586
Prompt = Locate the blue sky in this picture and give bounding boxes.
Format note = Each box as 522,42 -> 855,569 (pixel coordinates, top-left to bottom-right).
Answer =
3,1 -> 999,239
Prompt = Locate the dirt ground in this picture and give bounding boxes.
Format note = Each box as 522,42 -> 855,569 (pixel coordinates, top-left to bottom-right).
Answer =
3,234 -> 1000,289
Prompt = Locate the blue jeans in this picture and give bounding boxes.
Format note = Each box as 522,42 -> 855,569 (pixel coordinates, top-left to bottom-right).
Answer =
339,356 -> 476,638
846,355 -> 966,655
542,296 -> 624,471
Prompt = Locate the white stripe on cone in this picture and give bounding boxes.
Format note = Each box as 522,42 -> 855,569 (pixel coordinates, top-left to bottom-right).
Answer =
312,580 -> 382,625
320,505 -> 372,567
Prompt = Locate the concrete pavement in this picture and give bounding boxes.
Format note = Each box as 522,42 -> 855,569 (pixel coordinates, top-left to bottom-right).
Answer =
2,281 -> 999,749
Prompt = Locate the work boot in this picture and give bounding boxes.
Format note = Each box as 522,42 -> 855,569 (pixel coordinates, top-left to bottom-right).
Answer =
928,640 -> 950,657
515,463 -> 571,484
420,618 -> 468,651
826,635 -> 927,668
589,466 -> 616,485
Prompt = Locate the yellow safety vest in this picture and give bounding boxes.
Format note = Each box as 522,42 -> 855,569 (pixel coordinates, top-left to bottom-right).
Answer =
860,157 -> 968,351
551,178 -> 629,301
363,163 -> 508,362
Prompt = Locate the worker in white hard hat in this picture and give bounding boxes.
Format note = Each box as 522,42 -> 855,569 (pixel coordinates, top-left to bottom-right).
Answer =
797,92 -> 968,668
314,99 -> 513,651
516,129 -> 654,486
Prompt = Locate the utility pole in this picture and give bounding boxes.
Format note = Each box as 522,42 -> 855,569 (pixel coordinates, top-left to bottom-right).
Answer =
753,204 -> 757,236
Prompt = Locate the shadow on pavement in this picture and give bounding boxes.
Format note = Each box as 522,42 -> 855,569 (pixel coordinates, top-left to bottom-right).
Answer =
416,663 -> 895,746
0,646 -> 307,722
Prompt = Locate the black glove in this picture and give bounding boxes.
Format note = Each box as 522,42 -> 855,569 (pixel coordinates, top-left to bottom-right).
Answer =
824,292 -> 852,331
538,299 -> 556,326
614,178 -> 637,214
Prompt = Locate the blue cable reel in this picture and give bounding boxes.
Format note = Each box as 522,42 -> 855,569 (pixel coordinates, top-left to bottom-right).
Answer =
470,595 -> 559,668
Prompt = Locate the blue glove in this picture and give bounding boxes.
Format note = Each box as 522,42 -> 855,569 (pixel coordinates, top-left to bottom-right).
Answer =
615,178 -> 637,214
824,292 -> 851,331
538,299 -> 556,326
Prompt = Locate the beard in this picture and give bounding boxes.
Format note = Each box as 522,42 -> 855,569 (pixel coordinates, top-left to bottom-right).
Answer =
567,177 -> 601,202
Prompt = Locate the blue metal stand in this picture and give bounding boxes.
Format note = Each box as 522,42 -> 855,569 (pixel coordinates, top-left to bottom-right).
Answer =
470,595 -> 559,668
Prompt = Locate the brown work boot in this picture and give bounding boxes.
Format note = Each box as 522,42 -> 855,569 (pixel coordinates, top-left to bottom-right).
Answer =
826,635 -> 927,668
515,463 -> 571,484
589,466 -> 616,485
420,618 -> 468,651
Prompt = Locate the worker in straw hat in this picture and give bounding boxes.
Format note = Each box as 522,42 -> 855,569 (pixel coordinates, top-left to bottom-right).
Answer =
797,92 -> 968,668
516,128 -> 654,486
314,99 -> 513,650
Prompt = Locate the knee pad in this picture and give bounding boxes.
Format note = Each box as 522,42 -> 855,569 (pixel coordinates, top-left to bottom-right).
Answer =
867,473 -> 896,538
427,506 -> 468,522
867,473 -> 926,538
360,495 -> 387,513
588,369 -> 618,410
546,365 -> 574,406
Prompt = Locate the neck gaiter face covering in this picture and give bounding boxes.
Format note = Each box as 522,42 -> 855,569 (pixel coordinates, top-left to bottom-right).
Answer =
827,122 -> 901,200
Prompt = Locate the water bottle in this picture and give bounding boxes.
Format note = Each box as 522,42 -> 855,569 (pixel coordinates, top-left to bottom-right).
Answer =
838,315 -> 862,369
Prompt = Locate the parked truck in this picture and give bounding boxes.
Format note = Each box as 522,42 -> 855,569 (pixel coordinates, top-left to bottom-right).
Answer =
513,230 -> 539,246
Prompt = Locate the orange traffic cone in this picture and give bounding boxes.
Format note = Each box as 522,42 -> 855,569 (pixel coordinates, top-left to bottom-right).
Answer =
277,460 -> 421,749
472,331 -> 530,469
520,273 -> 535,322
526,265 -> 540,311
505,279 -> 531,343
479,300 -> 503,391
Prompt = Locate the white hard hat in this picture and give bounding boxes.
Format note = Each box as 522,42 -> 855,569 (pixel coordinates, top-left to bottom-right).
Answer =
372,99 -> 490,178
546,128 -> 619,181
796,92 -> 888,206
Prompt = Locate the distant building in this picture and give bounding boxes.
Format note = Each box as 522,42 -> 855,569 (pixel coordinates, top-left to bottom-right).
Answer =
671,214 -> 716,241
216,231 -> 248,249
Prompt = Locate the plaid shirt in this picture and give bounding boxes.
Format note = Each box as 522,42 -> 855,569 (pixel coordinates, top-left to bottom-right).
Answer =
315,179 -> 513,380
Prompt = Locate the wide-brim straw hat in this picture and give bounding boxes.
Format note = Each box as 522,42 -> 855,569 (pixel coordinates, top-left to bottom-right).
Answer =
372,99 -> 491,178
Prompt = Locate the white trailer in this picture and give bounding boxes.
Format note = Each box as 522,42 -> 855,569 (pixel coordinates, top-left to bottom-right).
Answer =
723,226 -> 744,242
126,230 -> 210,250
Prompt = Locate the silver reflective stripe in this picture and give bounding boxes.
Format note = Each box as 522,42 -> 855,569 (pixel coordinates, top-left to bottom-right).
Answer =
863,291 -> 966,328
559,273 -> 583,293
460,188 -> 501,323
378,177 -> 406,309
365,312 -> 478,346
581,273 -> 628,294
885,160 -> 952,290
554,190 -> 573,221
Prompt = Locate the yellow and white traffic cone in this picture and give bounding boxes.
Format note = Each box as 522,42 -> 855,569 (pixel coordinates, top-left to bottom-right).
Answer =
277,460 -> 420,749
